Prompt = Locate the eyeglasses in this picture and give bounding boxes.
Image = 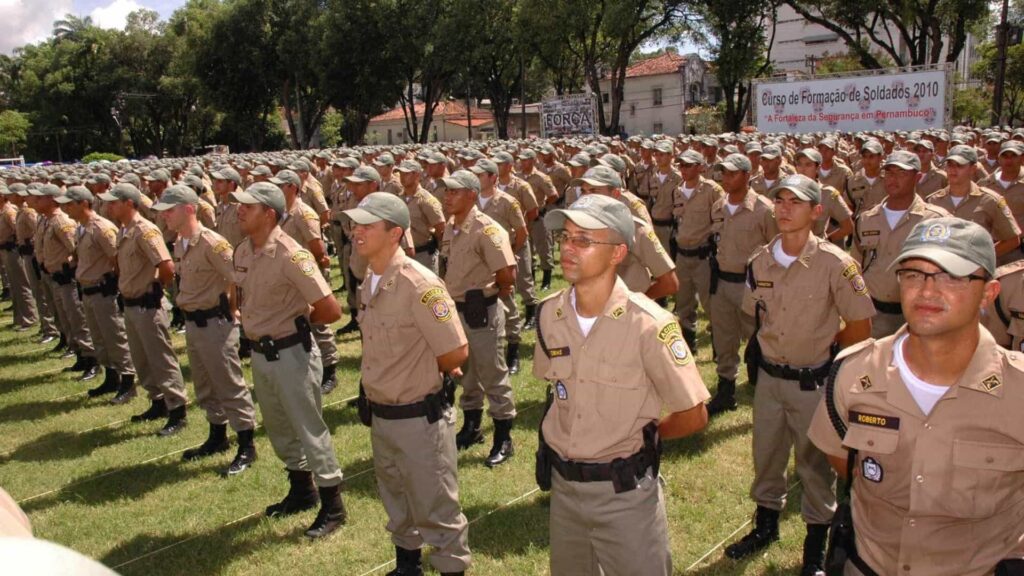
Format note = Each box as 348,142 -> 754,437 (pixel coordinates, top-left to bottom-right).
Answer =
553,231 -> 621,249
895,268 -> 988,290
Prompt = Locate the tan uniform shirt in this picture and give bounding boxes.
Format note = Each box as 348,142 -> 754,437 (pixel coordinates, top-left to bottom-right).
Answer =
14,205 -> 37,244
853,196 -> 950,304
621,191 -> 652,224
672,177 -> 723,249
426,175 -> 449,203
174,226 -> 234,312
540,161 -> 571,198
497,175 -> 540,218
519,170 -> 557,212
819,163 -> 852,198
75,213 -> 118,286
440,206 -> 515,302
358,248 -> 467,405
916,167 -> 948,198
617,221 -> 675,292
281,198 -> 322,247
233,226 -> 330,340
927,183 -> 1022,243
479,191 -> 527,238
709,190 -> 777,274
382,174 -> 403,197
39,211 -> 77,274
846,171 -> 888,216
808,327 -> 1024,576
215,201 -> 245,247
646,168 -> 683,223
979,172 -> 1024,233
402,187 -> 445,247
749,173 -> 783,197
743,236 -> 876,367
814,185 -> 854,237
301,180 -> 329,217
117,212 -> 171,298
630,162 -> 652,197
533,279 -> 710,462
0,203 -> 16,244
984,259 -> 1024,349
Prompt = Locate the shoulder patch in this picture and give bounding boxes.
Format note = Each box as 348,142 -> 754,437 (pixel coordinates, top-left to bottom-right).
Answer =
655,321 -> 691,366
141,228 -> 162,243
482,224 -> 503,248
291,250 -> 317,276
420,286 -> 452,323
212,239 -> 232,257
60,223 -> 77,235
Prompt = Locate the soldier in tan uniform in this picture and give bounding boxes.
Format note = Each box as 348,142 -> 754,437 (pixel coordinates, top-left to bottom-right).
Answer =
29,184 -> 98,379
817,138 -> 853,200
57,186 -> 136,399
792,148 -> 855,243
440,170 -> 518,467
517,149 -> 558,290
13,185 -> 59,343
471,159 -> 530,374
913,140 -> 948,198
853,152 -> 950,338
396,159 -> 445,274
326,157 -> 359,297
424,152 -> 450,202
749,144 -> 787,196
978,141 -> 1024,256
270,169 -> 340,394
231,182 -> 346,538
291,159 -> 330,223
538,144 -> 571,200
343,193 -> 470,576
0,188 -> 36,330
724,174 -> 875,575
536,193 -> 710,576
645,141 -> 683,251
984,258 -> 1024,349
845,139 -> 888,217
99,183 -> 189,433
373,153 -> 403,196
152,185 -> 258,476
926,146 -> 1022,260
704,154 -> 777,416
809,217 -> 1024,576
494,151 -> 541,330
672,149 -> 722,350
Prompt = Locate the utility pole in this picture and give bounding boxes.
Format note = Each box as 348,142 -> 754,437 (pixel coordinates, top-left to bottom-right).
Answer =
992,0 -> 1010,126
466,88 -> 473,141
520,54 -> 527,138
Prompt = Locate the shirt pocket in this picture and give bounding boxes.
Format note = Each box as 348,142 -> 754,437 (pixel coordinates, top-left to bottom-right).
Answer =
591,360 -> 646,420
843,425 -> 900,500
949,439 -> 1024,518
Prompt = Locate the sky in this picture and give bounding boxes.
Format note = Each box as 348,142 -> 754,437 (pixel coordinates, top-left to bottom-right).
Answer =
0,0 -> 185,55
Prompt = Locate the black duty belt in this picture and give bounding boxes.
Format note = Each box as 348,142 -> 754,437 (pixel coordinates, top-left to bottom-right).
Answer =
651,217 -> 673,227
758,357 -> 832,391
17,243 -> 33,255
82,283 -> 107,296
183,296 -> 231,327
455,294 -> 497,312
717,270 -> 746,283
677,243 -> 713,259
547,445 -> 656,488
50,267 -> 77,286
246,332 -> 306,356
0,241 -> 15,251
369,393 -> 444,420
414,238 -> 438,255
871,298 -> 902,315
123,283 -> 163,309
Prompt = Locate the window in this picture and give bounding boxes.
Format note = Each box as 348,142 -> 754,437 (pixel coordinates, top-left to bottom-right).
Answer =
653,122 -> 663,134
630,103 -> 637,116
602,92 -> 610,103
653,87 -> 663,106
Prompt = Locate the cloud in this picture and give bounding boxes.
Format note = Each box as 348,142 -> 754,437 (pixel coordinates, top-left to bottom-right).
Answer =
89,0 -> 143,29
0,0 -> 74,55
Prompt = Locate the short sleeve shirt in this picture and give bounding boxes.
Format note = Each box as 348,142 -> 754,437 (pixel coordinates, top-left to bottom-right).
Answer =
39,211 -> 77,274
710,189 -> 777,274
617,221 -> 674,292
440,206 -> 515,301
174,226 -> 235,312
281,198 -> 322,247
75,213 -> 119,286
672,177 -> 723,248
117,212 -> 171,298
479,190 -> 527,236
403,187 -> 445,247
927,183 -> 1022,242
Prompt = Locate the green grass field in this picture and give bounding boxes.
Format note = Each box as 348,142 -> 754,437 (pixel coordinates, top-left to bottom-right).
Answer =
0,265 -> 814,575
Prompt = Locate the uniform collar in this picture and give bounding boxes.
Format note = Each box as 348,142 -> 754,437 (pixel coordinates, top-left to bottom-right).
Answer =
552,277 -> 632,325
256,226 -> 283,257
371,247 -> 406,294
766,234 -> 819,269
456,206 -> 480,234
906,194 -> 932,215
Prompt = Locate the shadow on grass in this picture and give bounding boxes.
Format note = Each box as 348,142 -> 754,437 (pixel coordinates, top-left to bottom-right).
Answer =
0,367 -> 74,396
0,423 -> 149,465
664,419 -> 754,462
459,495 -> 548,562
0,394 -> 93,424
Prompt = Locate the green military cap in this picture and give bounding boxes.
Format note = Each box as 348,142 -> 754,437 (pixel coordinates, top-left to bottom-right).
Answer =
211,167 -> 241,185
492,151 -> 514,164
716,153 -> 752,172
517,149 -> 537,160
760,144 -> 783,160
119,173 -> 143,187
745,142 -> 763,154
86,173 -> 112,185
653,141 -> 674,154
396,159 -> 423,174
332,157 -> 360,169
28,183 -> 63,197
640,139 -> 654,150
230,182 -> 285,214
270,158 -> 290,169
913,139 -> 934,151
884,150 -> 922,171
270,169 -> 301,188
289,158 -> 313,172
441,169 -> 481,193
795,148 -> 823,164
235,161 -> 253,170
771,174 -> 821,204
538,143 -> 556,155
722,144 -> 740,155
818,138 -> 837,150
999,141 -> 1023,156
567,152 -> 591,167
251,165 -> 273,177
188,165 -> 205,177
345,166 -> 382,184
373,152 -> 395,167
544,194 -> 635,250
945,145 -> 978,165
860,140 -> 884,154
181,174 -> 205,192
55,185 -> 93,204
145,168 -> 171,182
0,186 -> 12,196
469,159 -> 498,176
10,183 -> 28,197
461,149 -> 484,161
572,165 -> 622,189
677,149 -> 705,166
424,152 -> 447,165
342,192 -> 410,230
985,133 -> 1005,144
98,183 -> 143,204
701,136 -> 719,148
151,184 -> 199,211
892,217 -> 995,277
598,154 -> 626,174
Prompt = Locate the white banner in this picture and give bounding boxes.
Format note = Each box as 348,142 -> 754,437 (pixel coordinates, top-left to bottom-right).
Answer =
541,94 -> 596,137
753,68 -> 947,134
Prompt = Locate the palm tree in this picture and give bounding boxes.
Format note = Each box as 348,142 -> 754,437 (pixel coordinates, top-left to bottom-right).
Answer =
52,15 -> 95,43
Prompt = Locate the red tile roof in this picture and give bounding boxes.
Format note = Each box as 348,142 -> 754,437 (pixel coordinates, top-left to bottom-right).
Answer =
371,100 -> 494,123
625,52 -> 686,78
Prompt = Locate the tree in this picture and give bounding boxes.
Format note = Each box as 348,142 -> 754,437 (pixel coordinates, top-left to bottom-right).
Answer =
974,41 -> 1024,125
268,0 -> 332,149
0,110 -> 30,156
952,85 -> 990,125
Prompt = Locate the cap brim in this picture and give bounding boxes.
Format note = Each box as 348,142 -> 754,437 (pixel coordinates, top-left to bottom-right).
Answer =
715,162 -> 743,172
230,191 -> 263,205
97,192 -> 118,202
440,177 -> 471,190
943,156 -> 973,166
771,185 -> 816,202
54,196 -> 75,204
890,247 -> 982,277
341,208 -> 384,225
883,161 -> 918,170
268,177 -> 286,185
544,208 -> 607,232
760,153 -> 780,160
573,177 -> 614,187
150,202 -> 176,212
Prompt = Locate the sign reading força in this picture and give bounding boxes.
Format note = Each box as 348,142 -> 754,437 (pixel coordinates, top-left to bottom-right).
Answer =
541,93 -> 596,137
753,68 -> 948,134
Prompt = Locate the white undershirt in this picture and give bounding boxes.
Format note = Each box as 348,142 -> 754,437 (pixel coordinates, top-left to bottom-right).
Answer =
763,178 -> 776,189
950,196 -> 965,207
865,176 -> 877,186
679,185 -> 695,199
726,202 -> 741,215
569,289 -> 597,336
772,241 -> 798,268
820,168 -> 832,178
893,333 -> 948,415
478,196 -> 492,209
656,172 -> 667,184
370,273 -> 382,295
998,178 -> 1014,189
882,206 -> 906,230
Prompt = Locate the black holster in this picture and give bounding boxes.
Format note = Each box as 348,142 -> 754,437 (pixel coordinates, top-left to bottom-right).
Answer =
996,560 -> 1024,576
30,256 -> 41,280
825,500 -> 857,575
535,386 -> 555,491
294,316 -> 312,352
218,293 -> 232,321
442,373 -> 456,406
356,382 -> 372,427
463,289 -> 489,329
258,335 -> 279,361
668,235 -> 679,261
101,273 -> 119,297
17,242 -> 33,256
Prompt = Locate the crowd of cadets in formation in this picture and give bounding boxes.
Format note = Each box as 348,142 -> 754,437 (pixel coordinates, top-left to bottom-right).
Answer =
1,124 -> 1024,576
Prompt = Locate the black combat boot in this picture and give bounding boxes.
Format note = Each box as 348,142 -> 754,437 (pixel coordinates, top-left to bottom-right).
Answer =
157,405 -> 188,436
506,343 -> 520,375
238,337 -> 251,359
51,334 -> 67,354
725,506 -> 781,559
78,356 -> 100,381
109,374 -> 137,405
386,547 -> 423,576
540,269 -> 552,291
484,418 -> 515,468
800,524 -> 829,576
706,377 -> 738,416
305,484 -> 347,538
183,423 -> 229,460
266,469 -> 319,517
131,399 -> 168,422
88,367 -> 120,397
63,351 -> 87,372
321,363 -> 338,395
454,409 -> 484,450
226,429 -> 257,476
683,328 -> 697,354
335,317 -> 359,335
522,304 -> 537,330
